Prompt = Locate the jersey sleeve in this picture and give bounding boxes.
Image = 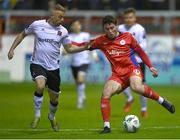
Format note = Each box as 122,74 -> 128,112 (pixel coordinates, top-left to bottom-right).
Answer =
138,28 -> 147,51
89,36 -> 102,51
130,34 -> 153,68
85,33 -> 91,42
62,35 -> 72,45
24,21 -> 36,35
61,29 -> 72,46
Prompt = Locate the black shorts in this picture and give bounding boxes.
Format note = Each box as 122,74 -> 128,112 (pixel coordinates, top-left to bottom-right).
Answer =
139,62 -> 146,82
30,63 -> 61,94
71,64 -> 89,80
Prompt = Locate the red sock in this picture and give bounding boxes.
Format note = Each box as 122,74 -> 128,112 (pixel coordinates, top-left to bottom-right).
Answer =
101,98 -> 111,122
143,84 -> 159,101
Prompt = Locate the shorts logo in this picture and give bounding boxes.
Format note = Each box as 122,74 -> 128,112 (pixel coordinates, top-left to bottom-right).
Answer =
120,39 -> 126,45
133,69 -> 140,75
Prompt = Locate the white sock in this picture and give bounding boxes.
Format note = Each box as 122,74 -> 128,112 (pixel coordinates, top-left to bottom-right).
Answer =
140,95 -> 147,111
34,95 -> 43,118
158,97 -> 164,104
49,102 -> 58,120
124,87 -> 133,102
77,83 -> 86,105
104,121 -> 110,128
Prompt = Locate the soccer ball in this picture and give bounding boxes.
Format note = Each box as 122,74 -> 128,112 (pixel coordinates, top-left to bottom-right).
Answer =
123,115 -> 140,133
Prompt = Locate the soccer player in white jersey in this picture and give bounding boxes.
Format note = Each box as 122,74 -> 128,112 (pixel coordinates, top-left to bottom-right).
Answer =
118,8 -> 148,117
69,20 -> 90,109
7,4 -> 89,131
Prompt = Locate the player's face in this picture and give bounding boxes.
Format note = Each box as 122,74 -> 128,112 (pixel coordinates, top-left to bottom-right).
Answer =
124,12 -> 136,26
103,23 -> 118,39
71,21 -> 82,33
51,10 -> 65,26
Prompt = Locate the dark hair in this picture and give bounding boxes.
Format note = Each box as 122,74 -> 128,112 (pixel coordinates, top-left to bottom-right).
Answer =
123,7 -> 136,15
54,4 -> 66,12
102,15 -> 117,26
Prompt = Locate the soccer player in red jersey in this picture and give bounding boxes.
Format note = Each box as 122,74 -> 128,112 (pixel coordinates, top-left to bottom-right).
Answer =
79,15 -> 175,133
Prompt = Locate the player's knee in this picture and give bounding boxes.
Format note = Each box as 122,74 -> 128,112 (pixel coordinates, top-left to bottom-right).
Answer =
76,80 -> 84,84
77,76 -> 85,84
50,98 -> 59,105
102,89 -> 112,98
36,83 -> 45,93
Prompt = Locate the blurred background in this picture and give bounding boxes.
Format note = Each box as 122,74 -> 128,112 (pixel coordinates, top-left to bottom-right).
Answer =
0,0 -> 180,85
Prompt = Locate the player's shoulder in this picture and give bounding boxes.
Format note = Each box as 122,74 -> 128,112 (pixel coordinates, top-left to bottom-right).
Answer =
133,23 -> 145,31
118,24 -> 125,29
121,32 -> 132,37
58,25 -> 68,35
31,19 -> 46,26
95,34 -> 107,41
80,32 -> 90,37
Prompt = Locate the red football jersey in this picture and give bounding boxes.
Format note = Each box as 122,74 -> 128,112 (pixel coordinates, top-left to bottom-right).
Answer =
90,32 -> 153,76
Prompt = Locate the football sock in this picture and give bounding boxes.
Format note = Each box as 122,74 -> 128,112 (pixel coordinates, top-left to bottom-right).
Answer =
34,91 -> 43,118
124,87 -> 133,102
49,101 -> 58,120
77,83 -> 86,104
104,121 -> 110,128
140,95 -> 147,111
101,98 -> 111,127
143,85 -> 164,104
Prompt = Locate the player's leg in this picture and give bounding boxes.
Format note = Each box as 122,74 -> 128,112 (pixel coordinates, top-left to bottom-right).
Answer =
47,68 -> 61,131
101,79 -> 122,133
71,64 -> 88,109
123,87 -> 134,113
76,64 -> 89,109
76,71 -> 86,108
139,63 -> 148,117
30,64 -> 47,129
129,71 -> 175,114
140,95 -> 148,117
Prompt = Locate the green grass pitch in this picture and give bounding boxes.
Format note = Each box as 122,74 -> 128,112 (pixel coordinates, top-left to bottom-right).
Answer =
0,83 -> 180,139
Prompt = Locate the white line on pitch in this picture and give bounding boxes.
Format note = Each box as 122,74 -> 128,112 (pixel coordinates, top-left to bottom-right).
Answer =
0,126 -> 180,132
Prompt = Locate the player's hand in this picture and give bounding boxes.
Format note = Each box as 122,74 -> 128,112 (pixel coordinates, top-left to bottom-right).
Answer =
8,50 -> 14,60
85,42 -> 92,50
150,67 -> 158,78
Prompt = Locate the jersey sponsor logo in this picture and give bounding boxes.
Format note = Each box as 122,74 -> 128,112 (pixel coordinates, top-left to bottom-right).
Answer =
120,39 -> 126,45
37,37 -> 59,44
57,31 -> 62,36
107,50 -> 126,56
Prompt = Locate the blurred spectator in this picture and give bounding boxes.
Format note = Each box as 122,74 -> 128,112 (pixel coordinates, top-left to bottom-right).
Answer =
13,0 -> 33,10
57,0 -> 79,10
0,0 -> 11,10
88,0 -> 100,10
111,0 -> 134,11
32,0 -> 48,10
100,0 -> 111,10
48,0 -> 56,11
147,0 -> 168,10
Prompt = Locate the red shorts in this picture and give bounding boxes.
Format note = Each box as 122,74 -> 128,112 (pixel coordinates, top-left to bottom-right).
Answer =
109,68 -> 143,90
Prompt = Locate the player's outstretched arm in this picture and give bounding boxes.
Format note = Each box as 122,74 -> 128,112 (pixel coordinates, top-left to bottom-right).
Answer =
63,42 -> 91,53
130,34 -> 158,77
134,47 -> 158,77
8,31 -> 27,60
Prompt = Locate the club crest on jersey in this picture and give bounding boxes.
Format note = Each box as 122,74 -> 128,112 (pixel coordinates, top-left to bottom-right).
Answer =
120,39 -> 126,45
57,31 -> 62,36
